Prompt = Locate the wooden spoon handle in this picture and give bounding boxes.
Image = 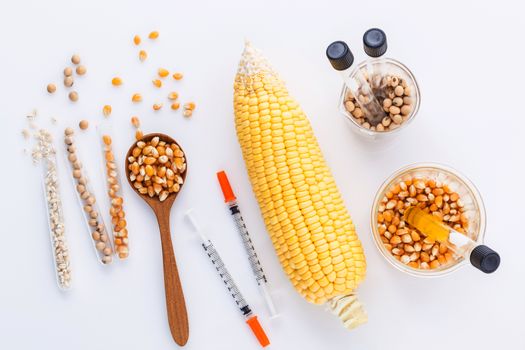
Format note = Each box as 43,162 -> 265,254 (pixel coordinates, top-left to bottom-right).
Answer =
157,212 -> 189,346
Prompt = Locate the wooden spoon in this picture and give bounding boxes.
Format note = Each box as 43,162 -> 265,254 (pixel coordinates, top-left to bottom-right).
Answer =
125,133 -> 189,346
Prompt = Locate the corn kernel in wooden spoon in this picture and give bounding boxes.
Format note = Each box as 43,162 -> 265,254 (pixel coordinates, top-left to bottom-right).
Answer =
127,136 -> 186,201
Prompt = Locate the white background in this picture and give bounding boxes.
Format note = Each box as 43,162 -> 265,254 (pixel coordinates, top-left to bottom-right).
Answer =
1,0 -> 524,349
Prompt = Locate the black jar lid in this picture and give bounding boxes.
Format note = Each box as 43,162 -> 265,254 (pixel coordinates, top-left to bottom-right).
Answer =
326,41 -> 354,71
363,28 -> 387,58
470,245 -> 500,273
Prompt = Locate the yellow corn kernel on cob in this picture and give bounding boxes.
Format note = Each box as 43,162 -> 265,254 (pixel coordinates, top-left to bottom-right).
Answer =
233,42 -> 367,329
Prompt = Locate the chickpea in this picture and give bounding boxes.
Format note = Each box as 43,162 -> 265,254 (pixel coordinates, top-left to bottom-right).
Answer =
69,91 -> 79,102
79,120 -> 89,130
392,97 -> 403,107
76,65 -> 87,75
47,83 -> 57,93
389,106 -> 401,115
71,54 -> 81,65
64,76 -> 74,87
344,100 -> 355,112
401,105 -> 412,116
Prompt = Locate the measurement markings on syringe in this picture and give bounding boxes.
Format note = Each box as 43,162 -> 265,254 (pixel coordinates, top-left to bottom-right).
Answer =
229,205 -> 268,284
203,241 -> 251,315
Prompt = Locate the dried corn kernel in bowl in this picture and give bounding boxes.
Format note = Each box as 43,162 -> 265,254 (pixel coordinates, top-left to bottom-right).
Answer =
371,163 -> 487,277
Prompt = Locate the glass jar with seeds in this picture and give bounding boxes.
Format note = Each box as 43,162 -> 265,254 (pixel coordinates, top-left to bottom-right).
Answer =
328,29 -> 420,140
63,128 -> 114,265
34,129 -> 72,290
97,125 -> 129,260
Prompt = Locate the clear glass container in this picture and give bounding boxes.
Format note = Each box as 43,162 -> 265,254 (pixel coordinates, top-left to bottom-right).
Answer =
371,163 -> 486,277
64,132 -> 114,265
98,127 -> 129,260
339,58 -> 420,141
41,155 -> 72,290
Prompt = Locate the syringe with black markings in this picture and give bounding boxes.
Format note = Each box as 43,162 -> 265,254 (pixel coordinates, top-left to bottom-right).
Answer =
217,170 -> 278,318
185,209 -> 270,348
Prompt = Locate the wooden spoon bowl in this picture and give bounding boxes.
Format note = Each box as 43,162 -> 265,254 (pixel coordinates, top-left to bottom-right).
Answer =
125,133 -> 189,346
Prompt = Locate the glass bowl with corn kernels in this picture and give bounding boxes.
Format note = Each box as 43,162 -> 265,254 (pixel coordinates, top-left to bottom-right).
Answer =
371,163 -> 487,277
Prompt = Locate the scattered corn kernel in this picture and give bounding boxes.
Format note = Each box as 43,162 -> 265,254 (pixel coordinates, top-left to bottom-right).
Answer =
170,102 -> 180,110
172,72 -> 183,80
184,102 -> 196,110
133,35 -> 141,45
148,31 -> 159,39
131,116 -> 140,128
153,103 -> 163,111
152,79 -> 162,88
158,68 -> 169,78
135,129 -> 143,140
139,50 -> 147,62
103,105 -> 112,117
131,93 -> 142,103
79,120 -> 89,130
112,77 -> 123,86
168,92 -> 179,100
183,109 -> 192,117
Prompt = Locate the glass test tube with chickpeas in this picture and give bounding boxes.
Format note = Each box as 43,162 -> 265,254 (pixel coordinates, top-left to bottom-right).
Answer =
64,128 -> 114,264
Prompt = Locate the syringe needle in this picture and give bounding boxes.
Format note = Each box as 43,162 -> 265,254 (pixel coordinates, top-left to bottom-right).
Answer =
217,171 -> 279,318
185,209 -> 270,347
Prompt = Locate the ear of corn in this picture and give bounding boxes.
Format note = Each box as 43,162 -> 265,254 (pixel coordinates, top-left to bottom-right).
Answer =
233,42 -> 367,329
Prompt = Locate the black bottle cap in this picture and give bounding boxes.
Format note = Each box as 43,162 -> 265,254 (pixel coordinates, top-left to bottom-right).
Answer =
470,245 -> 500,273
326,41 -> 354,71
363,28 -> 387,58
